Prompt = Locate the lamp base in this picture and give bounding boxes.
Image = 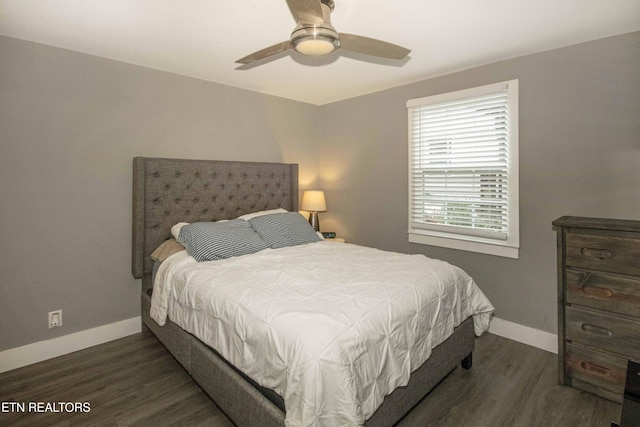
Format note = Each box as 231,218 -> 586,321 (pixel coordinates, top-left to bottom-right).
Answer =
308,212 -> 320,232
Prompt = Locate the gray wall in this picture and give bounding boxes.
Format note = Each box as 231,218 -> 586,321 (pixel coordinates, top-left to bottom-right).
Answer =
318,32 -> 640,334
0,36 -> 320,351
1,32 -> 638,353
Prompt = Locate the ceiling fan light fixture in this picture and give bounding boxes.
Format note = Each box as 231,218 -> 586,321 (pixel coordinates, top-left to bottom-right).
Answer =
291,27 -> 340,56
236,0 -> 411,65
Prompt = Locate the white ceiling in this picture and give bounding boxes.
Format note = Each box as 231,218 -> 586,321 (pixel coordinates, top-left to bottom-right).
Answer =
1,0 -> 639,105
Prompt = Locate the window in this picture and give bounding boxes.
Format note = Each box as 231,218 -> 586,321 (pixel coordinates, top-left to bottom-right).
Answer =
407,80 -> 519,258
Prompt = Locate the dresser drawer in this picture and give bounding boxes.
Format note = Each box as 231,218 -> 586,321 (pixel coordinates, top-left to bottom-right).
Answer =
565,342 -> 627,397
566,306 -> 640,358
566,269 -> 640,317
566,232 -> 640,276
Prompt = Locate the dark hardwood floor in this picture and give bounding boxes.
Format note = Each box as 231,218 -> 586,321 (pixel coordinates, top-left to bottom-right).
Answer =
0,331 -> 621,426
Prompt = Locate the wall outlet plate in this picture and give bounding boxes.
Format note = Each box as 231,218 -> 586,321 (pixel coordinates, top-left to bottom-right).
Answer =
48,310 -> 62,329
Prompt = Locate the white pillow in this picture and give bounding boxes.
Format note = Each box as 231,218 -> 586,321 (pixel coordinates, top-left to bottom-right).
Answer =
171,222 -> 190,240
237,208 -> 287,221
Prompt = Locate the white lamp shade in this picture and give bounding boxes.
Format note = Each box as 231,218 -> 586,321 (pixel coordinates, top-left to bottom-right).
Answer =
301,190 -> 327,212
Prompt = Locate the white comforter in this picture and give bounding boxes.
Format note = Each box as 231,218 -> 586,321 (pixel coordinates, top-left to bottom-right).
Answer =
150,241 -> 494,426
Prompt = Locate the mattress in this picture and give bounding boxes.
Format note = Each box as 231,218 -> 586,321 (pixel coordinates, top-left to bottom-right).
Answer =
150,241 -> 494,426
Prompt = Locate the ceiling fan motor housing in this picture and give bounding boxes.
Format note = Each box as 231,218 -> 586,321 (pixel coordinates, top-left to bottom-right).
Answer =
290,0 -> 340,56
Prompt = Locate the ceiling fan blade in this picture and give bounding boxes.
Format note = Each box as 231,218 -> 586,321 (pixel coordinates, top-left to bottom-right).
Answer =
286,0 -> 324,24
236,41 -> 292,64
339,33 -> 411,60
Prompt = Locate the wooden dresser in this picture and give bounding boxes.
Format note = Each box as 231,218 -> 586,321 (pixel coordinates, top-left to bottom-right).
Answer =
553,216 -> 640,403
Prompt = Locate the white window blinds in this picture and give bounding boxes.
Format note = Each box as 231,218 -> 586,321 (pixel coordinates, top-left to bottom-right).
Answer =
407,80 -> 519,255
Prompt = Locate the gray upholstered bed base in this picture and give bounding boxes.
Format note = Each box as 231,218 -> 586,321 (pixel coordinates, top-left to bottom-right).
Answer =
132,157 -> 475,426
141,287 -> 474,426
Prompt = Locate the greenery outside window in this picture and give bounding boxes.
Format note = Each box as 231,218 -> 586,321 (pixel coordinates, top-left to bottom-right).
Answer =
407,80 -> 519,258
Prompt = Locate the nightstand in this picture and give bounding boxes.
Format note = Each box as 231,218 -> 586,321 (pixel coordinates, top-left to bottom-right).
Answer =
324,237 -> 345,243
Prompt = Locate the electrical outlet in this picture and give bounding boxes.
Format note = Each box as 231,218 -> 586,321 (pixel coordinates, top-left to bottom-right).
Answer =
48,310 -> 62,329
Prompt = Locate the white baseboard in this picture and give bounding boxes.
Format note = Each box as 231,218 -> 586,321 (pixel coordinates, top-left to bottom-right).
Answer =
0,315 -> 556,374
489,317 -> 558,354
0,316 -> 141,374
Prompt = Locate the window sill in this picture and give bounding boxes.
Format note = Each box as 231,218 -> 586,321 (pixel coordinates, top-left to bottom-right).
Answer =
408,232 -> 519,259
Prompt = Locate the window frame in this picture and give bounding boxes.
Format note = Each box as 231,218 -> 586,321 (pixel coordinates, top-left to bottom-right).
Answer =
407,80 -> 519,259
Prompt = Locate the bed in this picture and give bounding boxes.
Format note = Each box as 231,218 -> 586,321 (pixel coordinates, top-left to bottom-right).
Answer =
132,157 -> 493,426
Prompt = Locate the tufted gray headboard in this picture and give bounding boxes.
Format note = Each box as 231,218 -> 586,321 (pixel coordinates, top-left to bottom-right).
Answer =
132,157 -> 299,279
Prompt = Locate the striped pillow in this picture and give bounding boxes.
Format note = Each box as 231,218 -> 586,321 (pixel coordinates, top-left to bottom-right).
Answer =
177,219 -> 269,262
249,212 -> 322,249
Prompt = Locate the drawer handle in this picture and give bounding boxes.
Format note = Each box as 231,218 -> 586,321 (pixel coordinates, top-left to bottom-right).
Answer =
580,247 -> 612,260
580,361 -> 613,378
581,323 -> 613,337
580,285 -> 614,298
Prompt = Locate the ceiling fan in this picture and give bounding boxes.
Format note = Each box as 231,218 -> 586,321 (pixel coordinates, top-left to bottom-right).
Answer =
236,0 -> 411,65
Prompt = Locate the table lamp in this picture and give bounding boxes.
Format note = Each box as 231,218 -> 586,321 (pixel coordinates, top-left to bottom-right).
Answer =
301,190 -> 327,232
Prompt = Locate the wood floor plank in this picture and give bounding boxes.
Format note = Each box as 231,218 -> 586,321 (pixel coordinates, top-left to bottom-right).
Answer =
0,331 -> 622,426
398,333 -> 621,427
0,333 -> 227,427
